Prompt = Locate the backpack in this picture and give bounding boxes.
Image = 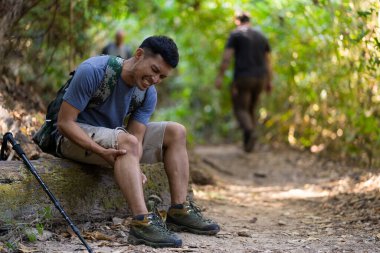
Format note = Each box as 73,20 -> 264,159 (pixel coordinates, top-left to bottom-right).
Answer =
33,56 -> 148,155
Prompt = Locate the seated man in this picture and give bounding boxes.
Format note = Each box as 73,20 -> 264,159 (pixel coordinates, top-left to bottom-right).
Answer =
55,36 -> 220,248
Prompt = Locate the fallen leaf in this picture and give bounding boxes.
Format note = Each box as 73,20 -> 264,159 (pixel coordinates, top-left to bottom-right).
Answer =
60,231 -> 71,238
67,226 -> 76,238
18,243 -> 38,253
84,231 -> 114,241
123,218 -> 132,226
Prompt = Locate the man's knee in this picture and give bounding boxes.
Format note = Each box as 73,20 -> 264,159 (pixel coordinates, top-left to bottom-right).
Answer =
165,122 -> 187,145
117,132 -> 139,156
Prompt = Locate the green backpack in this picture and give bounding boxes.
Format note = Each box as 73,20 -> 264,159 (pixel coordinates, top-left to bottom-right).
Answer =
33,56 -> 147,155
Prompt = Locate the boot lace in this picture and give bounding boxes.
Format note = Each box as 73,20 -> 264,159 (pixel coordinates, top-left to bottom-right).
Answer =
149,213 -> 175,235
188,200 -> 214,223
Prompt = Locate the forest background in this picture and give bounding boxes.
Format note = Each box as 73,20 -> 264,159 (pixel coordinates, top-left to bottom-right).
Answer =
0,0 -> 379,167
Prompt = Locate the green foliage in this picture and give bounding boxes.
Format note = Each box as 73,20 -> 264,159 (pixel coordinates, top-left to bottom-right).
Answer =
5,241 -> 17,251
6,0 -> 380,166
257,0 -> 380,166
26,231 -> 37,242
38,206 -> 53,221
36,223 -> 44,236
0,206 -> 53,251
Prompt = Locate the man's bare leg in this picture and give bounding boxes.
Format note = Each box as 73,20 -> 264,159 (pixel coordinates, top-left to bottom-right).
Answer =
114,132 -> 148,215
163,122 -> 189,204
119,131 -> 183,248
163,122 -> 220,235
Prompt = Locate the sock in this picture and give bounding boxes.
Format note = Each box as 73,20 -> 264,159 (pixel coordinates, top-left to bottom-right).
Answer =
170,204 -> 184,209
133,214 -> 148,220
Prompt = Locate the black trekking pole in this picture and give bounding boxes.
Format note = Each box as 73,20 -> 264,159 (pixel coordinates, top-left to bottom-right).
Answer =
1,132 -> 93,253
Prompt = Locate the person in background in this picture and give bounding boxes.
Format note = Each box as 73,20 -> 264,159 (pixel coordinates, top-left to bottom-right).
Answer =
102,30 -> 133,59
215,12 -> 273,152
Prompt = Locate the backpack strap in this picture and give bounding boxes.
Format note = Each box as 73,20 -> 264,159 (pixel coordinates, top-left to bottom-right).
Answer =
127,87 -> 149,116
87,55 -> 149,117
87,56 -> 124,108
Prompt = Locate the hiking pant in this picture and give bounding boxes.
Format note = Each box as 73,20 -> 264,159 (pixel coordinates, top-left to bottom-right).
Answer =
57,122 -> 167,168
231,77 -> 267,134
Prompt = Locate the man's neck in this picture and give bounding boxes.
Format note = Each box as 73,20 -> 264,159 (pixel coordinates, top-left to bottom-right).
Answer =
121,58 -> 136,87
238,22 -> 251,28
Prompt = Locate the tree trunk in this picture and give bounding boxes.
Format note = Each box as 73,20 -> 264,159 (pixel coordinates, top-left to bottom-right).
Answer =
0,0 -> 39,66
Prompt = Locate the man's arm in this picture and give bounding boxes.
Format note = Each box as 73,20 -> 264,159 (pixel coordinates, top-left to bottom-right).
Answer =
215,48 -> 234,89
264,52 -> 273,93
57,101 -> 126,165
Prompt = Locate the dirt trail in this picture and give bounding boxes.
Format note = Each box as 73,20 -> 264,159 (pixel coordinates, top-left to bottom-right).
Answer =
3,144 -> 380,252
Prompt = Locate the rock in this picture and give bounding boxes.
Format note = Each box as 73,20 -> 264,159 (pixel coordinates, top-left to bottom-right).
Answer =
112,217 -> 123,226
249,217 -> 258,223
237,230 -> 251,237
0,158 -> 193,224
190,167 -> 215,185
24,228 -> 53,241
253,172 -> 267,178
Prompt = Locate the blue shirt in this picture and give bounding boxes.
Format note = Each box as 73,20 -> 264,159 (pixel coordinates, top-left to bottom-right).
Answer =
63,55 -> 157,128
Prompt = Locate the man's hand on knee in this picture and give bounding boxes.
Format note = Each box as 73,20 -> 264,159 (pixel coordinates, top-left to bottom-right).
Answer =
100,148 -> 127,165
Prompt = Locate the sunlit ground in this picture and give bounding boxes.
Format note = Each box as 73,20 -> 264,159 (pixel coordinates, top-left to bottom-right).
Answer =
193,173 -> 380,206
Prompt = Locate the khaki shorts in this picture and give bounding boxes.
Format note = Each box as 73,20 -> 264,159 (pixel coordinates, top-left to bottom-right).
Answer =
57,122 -> 167,167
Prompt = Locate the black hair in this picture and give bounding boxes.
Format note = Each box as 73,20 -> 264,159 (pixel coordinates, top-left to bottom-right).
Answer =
139,36 -> 179,68
236,12 -> 250,23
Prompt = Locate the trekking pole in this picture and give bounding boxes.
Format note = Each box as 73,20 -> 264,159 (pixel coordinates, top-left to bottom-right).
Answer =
1,132 -> 93,253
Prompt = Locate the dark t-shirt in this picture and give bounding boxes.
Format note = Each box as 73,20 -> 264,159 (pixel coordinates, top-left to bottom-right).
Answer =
226,27 -> 271,80
102,43 -> 133,59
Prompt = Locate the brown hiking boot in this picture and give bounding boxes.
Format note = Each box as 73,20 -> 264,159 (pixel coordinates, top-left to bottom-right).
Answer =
166,201 -> 220,235
128,213 -> 182,248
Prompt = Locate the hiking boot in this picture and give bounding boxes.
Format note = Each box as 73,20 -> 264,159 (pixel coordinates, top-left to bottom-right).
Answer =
166,201 -> 220,235
128,213 -> 182,248
243,130 -> 257,153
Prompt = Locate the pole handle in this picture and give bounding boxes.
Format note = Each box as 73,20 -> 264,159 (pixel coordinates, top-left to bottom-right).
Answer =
1,132 -> 12,160
1,132 -> 25,160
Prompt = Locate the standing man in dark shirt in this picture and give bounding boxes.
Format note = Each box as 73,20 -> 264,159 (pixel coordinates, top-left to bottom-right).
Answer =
102,30 -> 133,59
215,12 -> 273,152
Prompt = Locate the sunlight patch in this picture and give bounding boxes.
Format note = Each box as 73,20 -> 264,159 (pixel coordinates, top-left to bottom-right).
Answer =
267,188 -> 330,200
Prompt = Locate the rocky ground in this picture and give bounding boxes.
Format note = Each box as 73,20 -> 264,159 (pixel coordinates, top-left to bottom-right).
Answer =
1,143 -> 379,253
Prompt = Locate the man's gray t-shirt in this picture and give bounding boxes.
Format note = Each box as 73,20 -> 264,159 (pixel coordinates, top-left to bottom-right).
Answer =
63,55 -> 157,128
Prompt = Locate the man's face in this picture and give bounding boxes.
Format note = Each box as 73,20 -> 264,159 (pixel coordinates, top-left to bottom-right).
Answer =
133,49 -> 173,90
115,32 -> 124,46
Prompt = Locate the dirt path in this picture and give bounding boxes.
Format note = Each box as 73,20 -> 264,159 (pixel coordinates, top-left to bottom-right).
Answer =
4,144 -> 379,252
